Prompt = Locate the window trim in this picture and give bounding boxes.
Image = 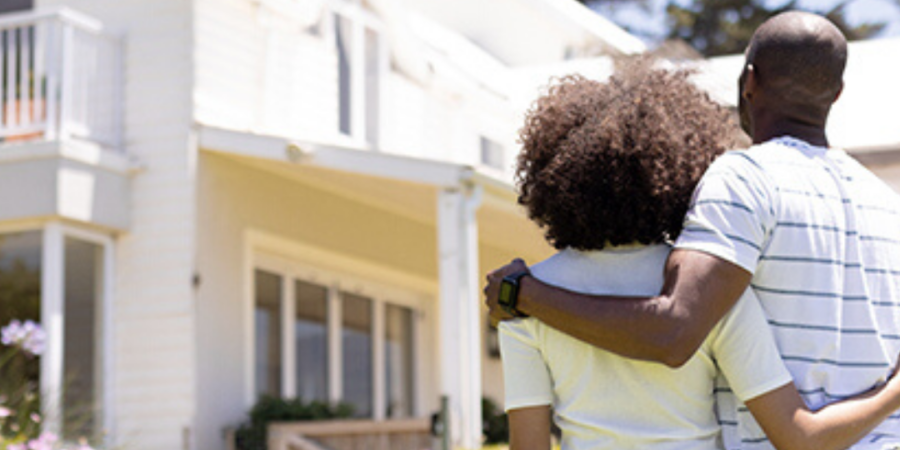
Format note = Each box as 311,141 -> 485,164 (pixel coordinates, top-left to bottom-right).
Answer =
244,230 -> 426,420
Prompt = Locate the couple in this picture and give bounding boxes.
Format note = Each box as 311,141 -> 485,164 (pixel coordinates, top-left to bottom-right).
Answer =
486,11 -> 900,450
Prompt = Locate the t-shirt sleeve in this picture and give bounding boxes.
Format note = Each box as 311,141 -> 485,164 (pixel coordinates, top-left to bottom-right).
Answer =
499,319 -> 554,412
676,152 -> 777,274
711,289 -> 793,402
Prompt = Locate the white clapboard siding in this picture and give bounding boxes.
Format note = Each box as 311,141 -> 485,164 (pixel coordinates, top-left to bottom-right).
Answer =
35,1 -> 198,450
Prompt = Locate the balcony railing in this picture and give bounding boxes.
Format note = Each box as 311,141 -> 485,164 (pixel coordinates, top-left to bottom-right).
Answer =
0,8 -> 121,150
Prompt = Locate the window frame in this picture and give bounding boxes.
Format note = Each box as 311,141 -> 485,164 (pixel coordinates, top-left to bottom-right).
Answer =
329,0 -> 388,149
248,247 -> 423,420
0,220 -> 115,445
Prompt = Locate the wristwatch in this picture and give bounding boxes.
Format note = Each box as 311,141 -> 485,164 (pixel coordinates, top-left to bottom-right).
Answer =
498,271 -> 530,318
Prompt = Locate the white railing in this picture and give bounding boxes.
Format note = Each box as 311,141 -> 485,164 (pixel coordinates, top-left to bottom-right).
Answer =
0,8 -> 121,150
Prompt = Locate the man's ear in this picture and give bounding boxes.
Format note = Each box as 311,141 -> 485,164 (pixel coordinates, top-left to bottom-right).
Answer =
742,64 -> 758,100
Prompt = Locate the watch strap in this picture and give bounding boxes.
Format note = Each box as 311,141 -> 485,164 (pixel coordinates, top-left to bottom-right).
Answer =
499,271 -> 530,318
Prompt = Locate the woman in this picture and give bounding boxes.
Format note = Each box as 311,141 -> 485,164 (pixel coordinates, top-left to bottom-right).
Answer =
501,62 -> 900,450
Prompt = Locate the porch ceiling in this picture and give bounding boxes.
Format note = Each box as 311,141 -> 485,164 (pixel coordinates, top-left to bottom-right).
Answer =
198,125 -> 553,260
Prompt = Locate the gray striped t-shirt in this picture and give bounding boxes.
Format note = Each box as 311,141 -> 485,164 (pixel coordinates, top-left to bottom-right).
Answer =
676,136 -> 900,450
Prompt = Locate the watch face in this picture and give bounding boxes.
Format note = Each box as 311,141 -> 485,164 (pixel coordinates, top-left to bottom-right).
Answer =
499,282 -> 514,305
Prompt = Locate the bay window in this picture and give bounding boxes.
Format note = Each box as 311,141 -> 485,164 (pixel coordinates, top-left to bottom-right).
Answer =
0,223 -> 113,444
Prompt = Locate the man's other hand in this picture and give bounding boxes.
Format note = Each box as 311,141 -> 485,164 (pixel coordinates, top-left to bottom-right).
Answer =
484,258 -> 530,324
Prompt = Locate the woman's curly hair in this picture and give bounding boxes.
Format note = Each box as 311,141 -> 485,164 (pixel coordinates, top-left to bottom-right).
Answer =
517,60 -> 736,250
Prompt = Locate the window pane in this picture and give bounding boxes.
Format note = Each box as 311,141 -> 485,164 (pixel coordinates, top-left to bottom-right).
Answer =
63,238 -> 102,440
0,0 -> 32,14
335,14 -> 352,135
364,28 -> 380,145
0,231 -> 42,325
385,304 -> 414,418
295,280 -> 328,402
255,270 -> 282,398
480,137 -> 505,169
0,231 -> 42,417
341,292 -> 372,417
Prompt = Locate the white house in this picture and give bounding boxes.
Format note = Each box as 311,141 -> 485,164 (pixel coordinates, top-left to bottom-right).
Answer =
0,1 -> 644,449
4,0 -> 896,448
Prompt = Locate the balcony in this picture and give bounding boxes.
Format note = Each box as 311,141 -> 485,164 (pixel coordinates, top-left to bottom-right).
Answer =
0,7 -> 121,150
0,8 -> 129,231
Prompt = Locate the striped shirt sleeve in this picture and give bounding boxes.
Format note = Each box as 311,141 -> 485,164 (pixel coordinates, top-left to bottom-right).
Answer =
676,152 -> 777,274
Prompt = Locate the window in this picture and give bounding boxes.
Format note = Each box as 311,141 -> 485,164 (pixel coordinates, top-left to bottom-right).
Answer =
0,0 -> 33,14
254,270 -> 282,398
62,237 -> 104,439
341,292 -> 373,417
0,225 -> 112,443
384,304 -> 414,417
295,280 -> 328,402
252,259 -> 419,419
480,137 -> 505,170
332,5 -> 383,147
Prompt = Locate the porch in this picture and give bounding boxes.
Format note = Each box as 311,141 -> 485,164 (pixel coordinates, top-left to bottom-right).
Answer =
195,126 -> 552,450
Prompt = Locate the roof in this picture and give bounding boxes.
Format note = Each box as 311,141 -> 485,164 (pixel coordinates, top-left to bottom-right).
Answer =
402,0 -> 644,66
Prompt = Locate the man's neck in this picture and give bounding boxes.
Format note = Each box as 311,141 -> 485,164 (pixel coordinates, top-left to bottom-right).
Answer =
753,123 -> 828,148
752,117 -> 829,148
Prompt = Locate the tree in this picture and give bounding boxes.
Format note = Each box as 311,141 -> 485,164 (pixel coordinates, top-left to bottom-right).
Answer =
576,0 -> 888,56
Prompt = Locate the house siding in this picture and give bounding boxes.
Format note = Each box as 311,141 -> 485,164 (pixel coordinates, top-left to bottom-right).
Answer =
194,0 -> 339,144
34,0 -> 198,449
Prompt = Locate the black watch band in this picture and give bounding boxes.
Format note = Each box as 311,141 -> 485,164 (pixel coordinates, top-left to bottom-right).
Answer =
498,271 -> 530,318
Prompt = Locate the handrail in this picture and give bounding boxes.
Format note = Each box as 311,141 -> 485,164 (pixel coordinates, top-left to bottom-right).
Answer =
0,7 -> 103,33
269,418 -> 430,436
267,418 -> 431,450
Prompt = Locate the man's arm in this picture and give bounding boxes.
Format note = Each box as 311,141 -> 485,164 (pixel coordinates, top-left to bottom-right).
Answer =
485,249 -> 752,367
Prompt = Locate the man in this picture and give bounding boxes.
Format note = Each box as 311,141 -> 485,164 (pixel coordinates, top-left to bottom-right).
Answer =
485,11 -> 900,449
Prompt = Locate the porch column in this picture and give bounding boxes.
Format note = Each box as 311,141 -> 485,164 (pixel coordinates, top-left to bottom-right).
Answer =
437,184 -> 483,450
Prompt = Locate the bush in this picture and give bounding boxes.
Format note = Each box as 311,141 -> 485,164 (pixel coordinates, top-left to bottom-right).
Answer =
482,397 -> 509,445
233,396 -> 354,450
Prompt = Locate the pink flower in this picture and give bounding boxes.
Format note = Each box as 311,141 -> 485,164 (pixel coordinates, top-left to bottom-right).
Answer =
0,405 -> 13,417
1,320 -> 46,356
26,432 -> 58,450
7,443 -> 27,450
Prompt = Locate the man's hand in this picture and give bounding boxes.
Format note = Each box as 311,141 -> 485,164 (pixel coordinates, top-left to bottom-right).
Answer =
484,258 -> 531,325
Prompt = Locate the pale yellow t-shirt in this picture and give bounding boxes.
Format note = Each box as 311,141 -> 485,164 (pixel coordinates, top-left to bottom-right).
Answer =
500,245 -> 793,450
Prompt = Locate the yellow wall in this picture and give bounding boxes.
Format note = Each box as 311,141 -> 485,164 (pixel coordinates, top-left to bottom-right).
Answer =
195,152 -> 554,447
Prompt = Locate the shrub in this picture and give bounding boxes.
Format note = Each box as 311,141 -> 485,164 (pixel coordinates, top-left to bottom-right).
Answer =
482,397 -> 509,445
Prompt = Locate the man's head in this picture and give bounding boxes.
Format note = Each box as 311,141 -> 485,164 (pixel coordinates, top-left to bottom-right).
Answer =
516,61 -> 734,250
738,11 -> 847,138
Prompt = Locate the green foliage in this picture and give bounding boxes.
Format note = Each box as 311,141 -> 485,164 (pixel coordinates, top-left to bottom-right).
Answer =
233,396 -> 354,450
482,397 -> 509,445
0,345 -> 43,442
0,256 -> 43,444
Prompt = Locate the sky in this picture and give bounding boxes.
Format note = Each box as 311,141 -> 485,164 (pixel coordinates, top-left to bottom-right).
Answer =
590,0 -> 900,45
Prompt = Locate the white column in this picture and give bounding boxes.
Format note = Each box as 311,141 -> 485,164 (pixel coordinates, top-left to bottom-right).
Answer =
437,184 -> 483,450
40,222 -> 65,436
